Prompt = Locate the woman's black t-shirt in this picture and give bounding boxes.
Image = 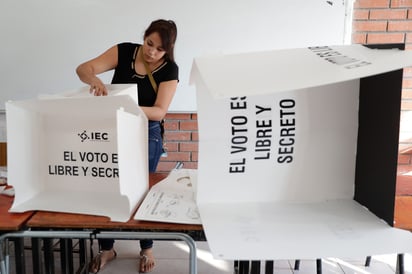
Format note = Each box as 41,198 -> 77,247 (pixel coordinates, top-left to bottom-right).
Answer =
111,42 -> 179,107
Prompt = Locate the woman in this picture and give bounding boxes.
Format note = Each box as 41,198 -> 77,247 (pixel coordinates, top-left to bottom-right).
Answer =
76,19 -> 178,273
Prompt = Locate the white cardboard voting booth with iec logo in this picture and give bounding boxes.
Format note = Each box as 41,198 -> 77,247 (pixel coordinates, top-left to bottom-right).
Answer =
6,84 -> 148,222
191,44 -> 412,260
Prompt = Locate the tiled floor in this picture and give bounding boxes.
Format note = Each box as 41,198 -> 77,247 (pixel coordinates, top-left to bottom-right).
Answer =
95,241 -> 412,274
6,239 -> 412,273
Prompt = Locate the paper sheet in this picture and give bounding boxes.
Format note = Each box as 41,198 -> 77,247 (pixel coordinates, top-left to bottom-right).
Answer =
134,169 -> 201,224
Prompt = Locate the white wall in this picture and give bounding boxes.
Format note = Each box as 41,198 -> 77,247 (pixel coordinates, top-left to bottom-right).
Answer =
0,0 -> 349,114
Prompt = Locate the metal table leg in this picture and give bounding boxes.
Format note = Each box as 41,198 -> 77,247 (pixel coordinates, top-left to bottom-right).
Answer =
239,261 -> 249,274
294,260 -> 300,270
365,256 -> 371,267
251,261 -> 260,274
31,238 -> 42,274
43,238 -> 55,274
397,253 -> 404,274
265,260 -> 273,274
77,239 -> 87,274
59,238 -> 73,274
316,258 -> 322,274
11,238 -> 26,274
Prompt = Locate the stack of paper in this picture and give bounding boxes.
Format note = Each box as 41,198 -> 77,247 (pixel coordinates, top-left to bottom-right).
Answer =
134,169 -> 201,225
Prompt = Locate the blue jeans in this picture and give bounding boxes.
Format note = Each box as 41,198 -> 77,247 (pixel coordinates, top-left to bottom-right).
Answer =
100,121 -> 162,251
148,120 -> 163,173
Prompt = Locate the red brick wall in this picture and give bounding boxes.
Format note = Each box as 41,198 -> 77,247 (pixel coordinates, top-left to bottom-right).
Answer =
352,0 -> 412,166
157,113 -> 198,173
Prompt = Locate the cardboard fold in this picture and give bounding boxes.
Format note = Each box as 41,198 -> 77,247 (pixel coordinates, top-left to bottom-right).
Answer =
191,44 -> 412,99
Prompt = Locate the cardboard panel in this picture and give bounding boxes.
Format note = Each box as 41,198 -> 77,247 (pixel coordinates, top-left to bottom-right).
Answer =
6,85 -> 147,222
355,69 -> 403,226
354,44 -> 405,226
195,80 -> 360,205
199,200 -> 412,260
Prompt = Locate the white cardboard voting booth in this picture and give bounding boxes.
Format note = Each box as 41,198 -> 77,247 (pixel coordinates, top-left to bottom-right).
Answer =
6,84 -> 148,222
191,44 -> 412,260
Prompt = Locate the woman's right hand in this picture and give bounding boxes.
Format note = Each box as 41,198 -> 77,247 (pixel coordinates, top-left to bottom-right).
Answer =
76,45 -> 118,96
89,77 -> 108,96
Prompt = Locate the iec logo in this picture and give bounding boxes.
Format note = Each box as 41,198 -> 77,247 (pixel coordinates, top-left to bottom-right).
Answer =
78,130 -> 109,142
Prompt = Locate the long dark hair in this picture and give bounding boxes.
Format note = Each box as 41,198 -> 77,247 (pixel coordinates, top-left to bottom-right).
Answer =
144,19 -> 177,62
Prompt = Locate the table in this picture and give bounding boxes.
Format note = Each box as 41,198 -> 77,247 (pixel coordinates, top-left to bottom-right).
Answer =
27,173 -> 202,233
10,173 -> 203,274
0,191 -> 34,274
0,191 -> 33,232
